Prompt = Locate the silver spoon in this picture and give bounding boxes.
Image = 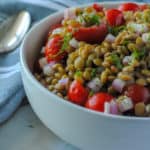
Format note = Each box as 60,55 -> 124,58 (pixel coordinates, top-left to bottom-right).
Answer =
0,11 -> 31,53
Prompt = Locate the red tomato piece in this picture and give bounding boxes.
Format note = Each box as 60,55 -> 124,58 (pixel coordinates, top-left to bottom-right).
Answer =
118,3 -> 140,12
93,3 -> 103,12
67,25 -> 73,32
106,9 -> 125,26
50,23 -> 62,31
74,24 -> 108,44
47,24 -> 62,40
85,93 -> 113,112
45,36 -> 64,62
68,80 -> 89,105
125,84 -> 150,104
139,4 -> 148,11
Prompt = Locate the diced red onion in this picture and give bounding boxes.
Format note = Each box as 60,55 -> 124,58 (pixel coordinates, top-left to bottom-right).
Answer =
43,65 -> 54,76
122,56 -> 132,65
118,97 -> 133,113
69,38 -> 79,48
48,61 -> 56,67
58,78 -> 70,90
87,78 -> 102,92
142,33 -> 150,43
127,23 -> 149,34
105,34 -> 116,43
43,62 -> 56,76
64,8 -> 76,20
39,57 -> 47,69
104,102 -> 110,114
58,78 -> 69,86
110,100 -> 119,115
105,100 -> 120,115
112,78 -> 126,93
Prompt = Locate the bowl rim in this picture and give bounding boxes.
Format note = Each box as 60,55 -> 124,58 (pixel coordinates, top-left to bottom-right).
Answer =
20,1 -> 150,121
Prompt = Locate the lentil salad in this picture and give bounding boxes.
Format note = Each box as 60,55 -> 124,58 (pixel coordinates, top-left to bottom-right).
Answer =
34,3 -> 150,117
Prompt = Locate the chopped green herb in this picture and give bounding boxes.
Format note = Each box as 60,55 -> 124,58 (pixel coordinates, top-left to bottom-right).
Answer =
108,25 -> 126,36
132,50 -> 139,60
140,48 -> 146,57
76,10 -> 83,16
132,48 -> 146,60
61,33 -> 72,51
111,54 -> 123,69
78,15 -> 84,24
89,91 -> 94,97
91,68 -> 97,78
53,34 -> 71,57
89,14 -> 100,25
122,39 -> 131,46
79,13 -> 100,26
75,70 -> 82,77
148,34 -> 150,41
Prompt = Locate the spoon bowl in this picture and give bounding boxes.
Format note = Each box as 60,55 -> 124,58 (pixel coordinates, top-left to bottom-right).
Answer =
0,11 -> 31,53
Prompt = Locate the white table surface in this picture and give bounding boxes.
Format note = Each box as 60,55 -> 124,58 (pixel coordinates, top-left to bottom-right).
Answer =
0,106 -> 78,150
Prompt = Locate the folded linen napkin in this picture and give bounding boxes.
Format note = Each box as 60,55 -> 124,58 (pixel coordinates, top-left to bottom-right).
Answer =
0,0 -> 69,124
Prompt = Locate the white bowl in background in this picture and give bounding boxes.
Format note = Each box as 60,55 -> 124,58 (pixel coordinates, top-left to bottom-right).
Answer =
20,2 -> 150,150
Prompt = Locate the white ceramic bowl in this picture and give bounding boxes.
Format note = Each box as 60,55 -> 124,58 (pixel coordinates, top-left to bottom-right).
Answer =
20,2 -> 150,150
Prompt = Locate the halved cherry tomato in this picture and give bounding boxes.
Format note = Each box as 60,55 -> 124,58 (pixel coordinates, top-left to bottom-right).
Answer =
85,93 -> 113,112
50,23 -> 62,31
47,24 -> 62,39
74,24 -> 108,44
93,3 -> 103,12
139,4 -> 148,11
45,36 -> 64,62
125,84 -> 150,104
106,9 -> 125,27
118,3 -> 139,12
68,80 -> 89,105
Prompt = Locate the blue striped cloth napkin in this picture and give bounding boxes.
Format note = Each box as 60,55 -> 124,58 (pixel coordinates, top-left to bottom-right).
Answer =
0,0 -> 67,124
0,0 -> 147,124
